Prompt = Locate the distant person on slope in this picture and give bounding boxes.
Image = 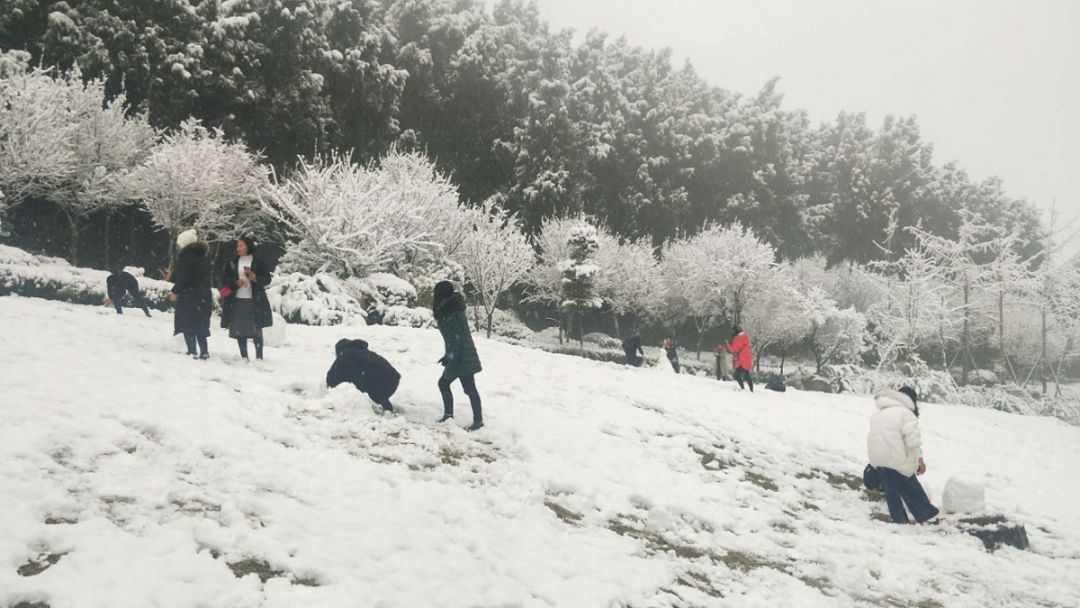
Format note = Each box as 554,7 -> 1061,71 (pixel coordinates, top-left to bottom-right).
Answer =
432,281 -> 484,431
326,338 -> 401,414
166,229 -> 213,360
662,338 -> 680,373
726,327 -> 754,392
104,267 -> 151,317
867,387 -> 940,524
220,236 -> 274,361
623,335 -> 645,367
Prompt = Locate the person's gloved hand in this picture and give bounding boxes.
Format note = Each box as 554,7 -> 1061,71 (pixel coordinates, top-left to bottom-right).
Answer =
437,356 -> 447,366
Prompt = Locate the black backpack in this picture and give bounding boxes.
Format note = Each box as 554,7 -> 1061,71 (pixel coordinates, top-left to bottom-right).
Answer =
863,464 -> 881,491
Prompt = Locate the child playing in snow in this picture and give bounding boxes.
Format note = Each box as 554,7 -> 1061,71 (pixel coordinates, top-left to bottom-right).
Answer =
326,338 -> 401,414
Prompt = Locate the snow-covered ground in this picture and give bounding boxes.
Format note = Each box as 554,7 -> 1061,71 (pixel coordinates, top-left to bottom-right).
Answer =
1,295 -> 1078,608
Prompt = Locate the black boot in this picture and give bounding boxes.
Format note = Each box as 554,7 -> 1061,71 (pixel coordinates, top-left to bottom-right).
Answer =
436,414 -> 454,423
467,420 -> 484,432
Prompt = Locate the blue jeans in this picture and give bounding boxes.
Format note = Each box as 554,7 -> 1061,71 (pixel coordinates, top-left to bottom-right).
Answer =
879,467 -> 939,524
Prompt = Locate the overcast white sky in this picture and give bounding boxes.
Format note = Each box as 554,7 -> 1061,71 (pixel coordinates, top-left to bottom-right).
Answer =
532,0 -> 1080,237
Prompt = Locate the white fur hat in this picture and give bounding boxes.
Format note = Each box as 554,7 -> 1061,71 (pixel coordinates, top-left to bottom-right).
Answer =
176,229 -> 198,251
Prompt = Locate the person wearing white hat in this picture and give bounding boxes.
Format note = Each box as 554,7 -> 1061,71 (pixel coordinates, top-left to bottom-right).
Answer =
168,229 -> 213,359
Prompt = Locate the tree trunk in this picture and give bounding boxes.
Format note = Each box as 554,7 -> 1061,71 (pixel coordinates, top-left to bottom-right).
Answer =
486,308 -> 494,339
1041,307 -> 1048,396
167,229 -> 178,270
65,211 -> 80,266
578,312 -> 585,356
558,310 -> 565,345
102,212 -> 111,270
960,281 -> 971,386
613,312 -> 621,340
780,349 -> 787,376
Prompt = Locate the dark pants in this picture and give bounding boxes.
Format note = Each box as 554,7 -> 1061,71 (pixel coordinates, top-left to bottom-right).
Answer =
438,374 -> 482,422
237,337 -> 264,360
113,293 -> 151,317
369,375 -> 400,412
879,467 -> 939,524
184,333 -> 208,356
626,354 -> 643,367
734,368 -> 754,392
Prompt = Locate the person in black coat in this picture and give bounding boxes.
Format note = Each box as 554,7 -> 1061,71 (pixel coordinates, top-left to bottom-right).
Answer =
167,229 -> 213,359
326,338 -> 401,413
622,335 -> 644,367
105,267 -> 151,317
220,236 -> 274,361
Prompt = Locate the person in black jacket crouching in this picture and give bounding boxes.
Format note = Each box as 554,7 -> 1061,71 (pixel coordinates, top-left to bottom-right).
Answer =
326,338 -> 402,414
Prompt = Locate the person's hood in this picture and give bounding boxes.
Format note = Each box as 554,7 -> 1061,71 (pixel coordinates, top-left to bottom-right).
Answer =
874,389 -> 916,412
335,338 -> 369,357
176,229 -> 198,251
433,292 -> 466,320
179,241 -> 209,257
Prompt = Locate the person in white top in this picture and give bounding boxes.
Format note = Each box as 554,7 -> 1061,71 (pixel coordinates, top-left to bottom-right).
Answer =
220,237 -> 274,361
867,387 -> 940,524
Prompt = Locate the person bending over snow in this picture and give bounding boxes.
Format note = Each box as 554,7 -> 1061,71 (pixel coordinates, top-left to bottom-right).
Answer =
326,338 -> 401,414
105,267 -> 151,317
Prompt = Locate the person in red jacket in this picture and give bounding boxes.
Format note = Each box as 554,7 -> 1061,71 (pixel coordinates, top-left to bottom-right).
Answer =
726,327 -> 754,392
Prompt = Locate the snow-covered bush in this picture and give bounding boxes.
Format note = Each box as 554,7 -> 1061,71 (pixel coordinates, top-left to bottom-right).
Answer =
347,273 -> 418,308
484,308 -> 536,343
0,244 -> 174,309
265,272 -> 365,326
825,363 -> 956,404
398,257 -> 466,308
583,332 -> 622,350
379,305 -> 435,329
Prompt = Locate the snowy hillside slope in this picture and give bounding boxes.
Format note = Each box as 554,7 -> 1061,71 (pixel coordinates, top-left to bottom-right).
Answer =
1,295 -> 1078,608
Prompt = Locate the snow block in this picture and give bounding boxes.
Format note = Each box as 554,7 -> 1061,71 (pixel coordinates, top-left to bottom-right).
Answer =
942,477 -> 985,514
958,515 -> 1029,552
265,313 -> 288,347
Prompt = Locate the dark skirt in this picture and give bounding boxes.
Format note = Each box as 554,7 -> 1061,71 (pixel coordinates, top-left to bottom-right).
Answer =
228,298 -> 262,339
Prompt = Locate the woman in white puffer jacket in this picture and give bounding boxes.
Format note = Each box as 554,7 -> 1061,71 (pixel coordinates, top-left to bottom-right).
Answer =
867,387 -> 940,524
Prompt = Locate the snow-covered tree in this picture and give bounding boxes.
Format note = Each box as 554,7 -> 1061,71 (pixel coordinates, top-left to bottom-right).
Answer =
864,238 -> 953,369
803,286 -> 868,374
560,222 -> 603,352
596,236 -> 660,337
742,268 -> 812,373
662,224 -> 776,357
977,223 -> 1038,383
0,69 -> 81,211
264,150 -> 455,278
1,68 -> 156,264
121,119 -> 269,263
524,215 -> 583,342
1025,207 -> 1079,395
907,213 -> 997,382
454,200 -> 534,338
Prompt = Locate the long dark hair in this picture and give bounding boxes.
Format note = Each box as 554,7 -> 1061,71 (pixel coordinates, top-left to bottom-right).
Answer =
432,281 -> 457,320
236,235 -> 257,256
899,386 -> 920,418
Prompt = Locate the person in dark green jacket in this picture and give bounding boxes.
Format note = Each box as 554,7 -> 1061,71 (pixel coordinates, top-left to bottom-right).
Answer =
432,281 -> 484,431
